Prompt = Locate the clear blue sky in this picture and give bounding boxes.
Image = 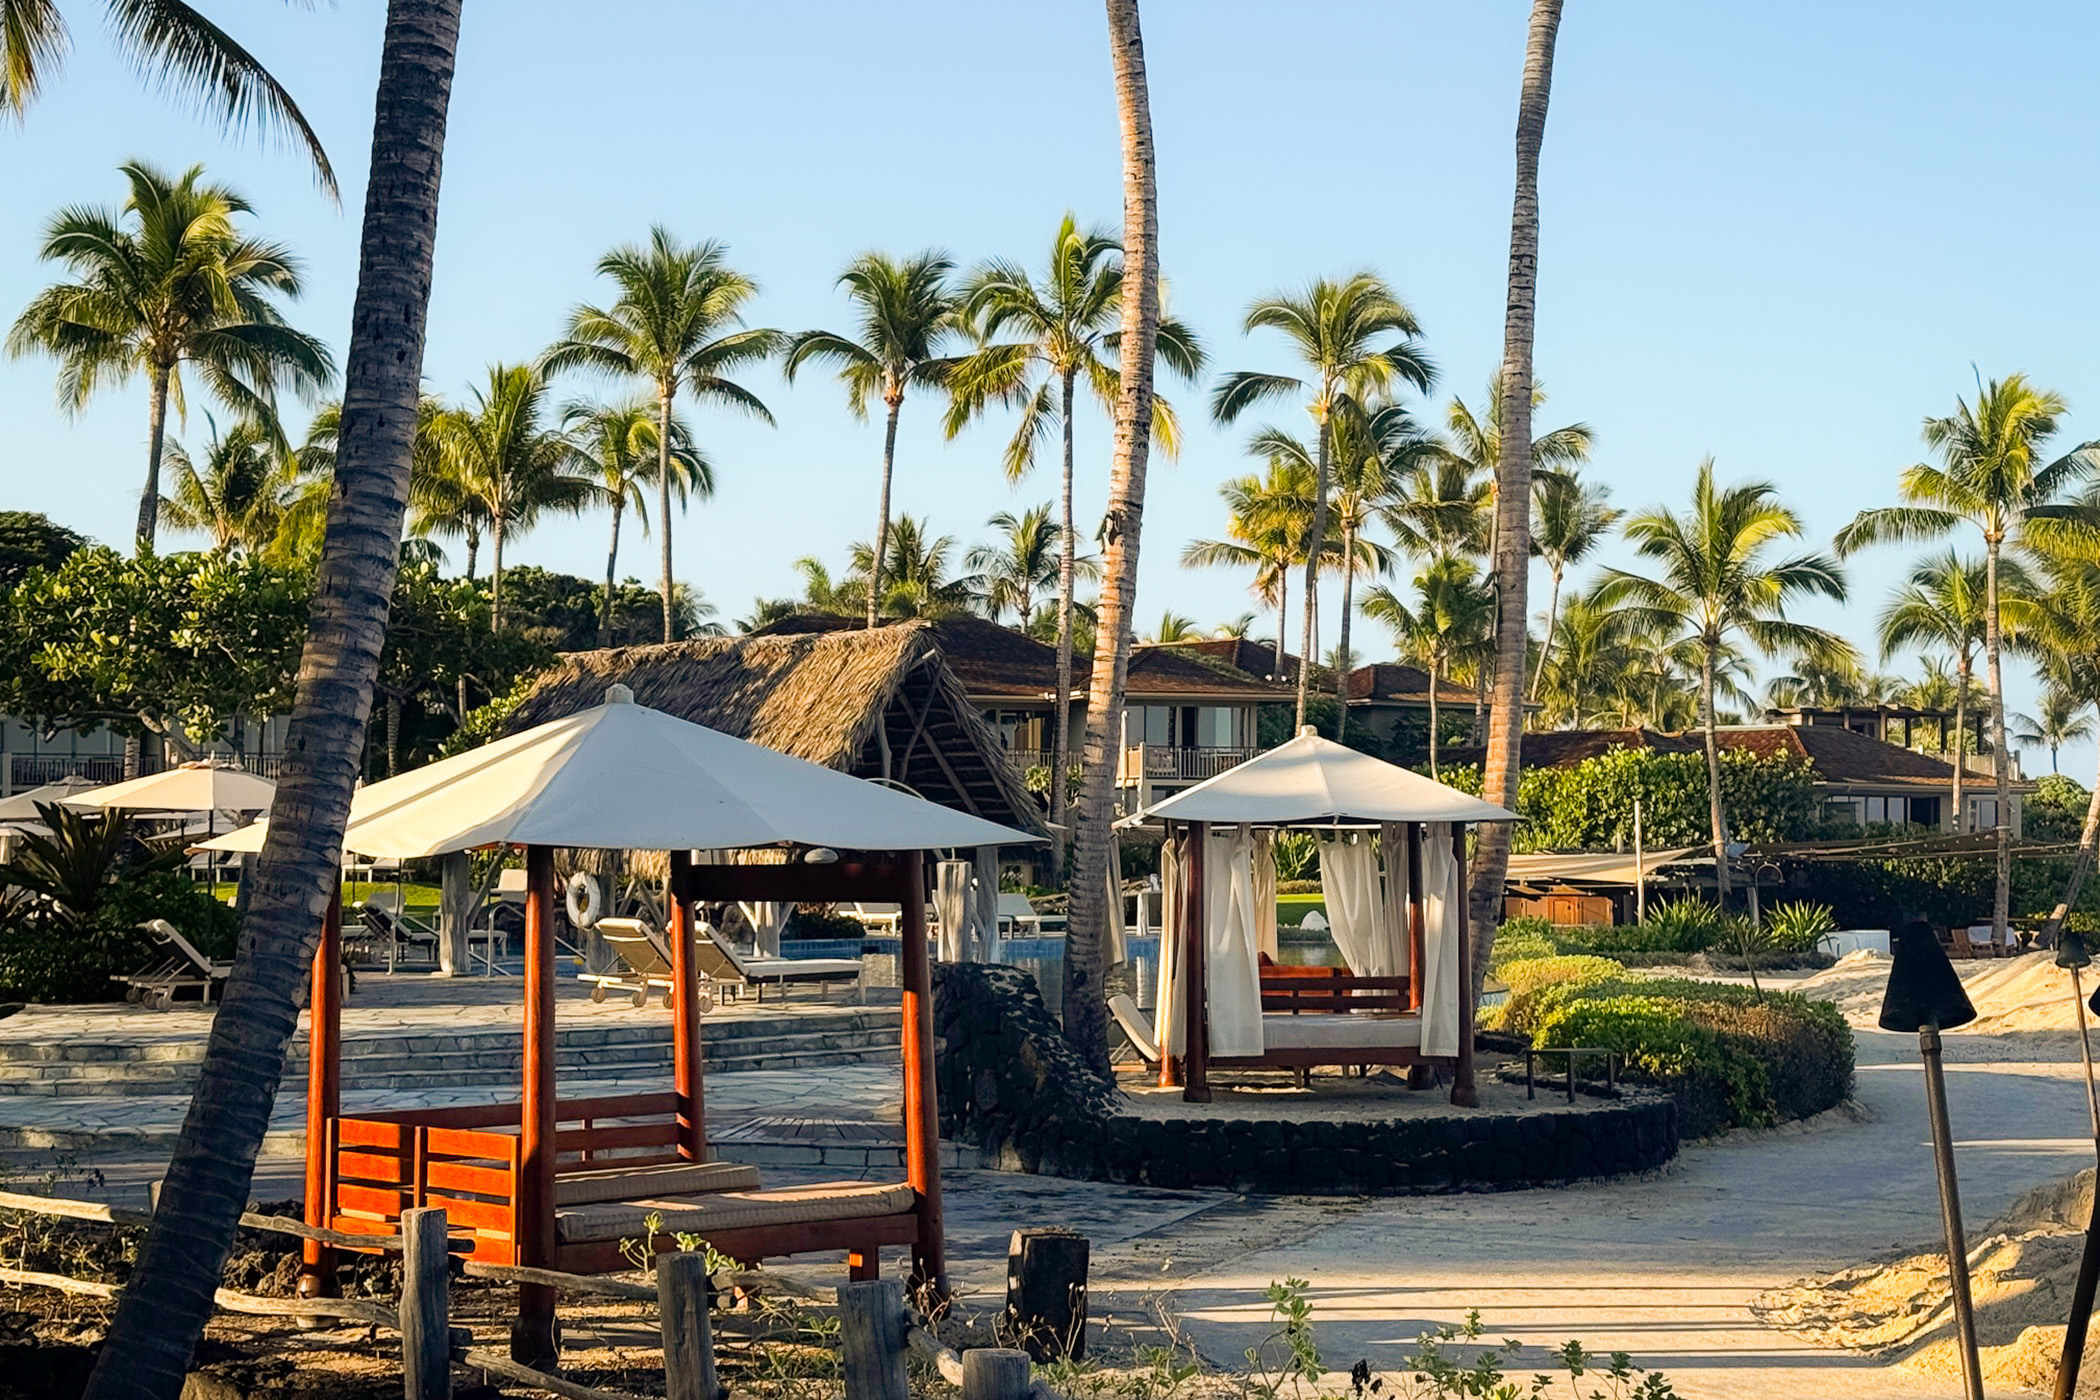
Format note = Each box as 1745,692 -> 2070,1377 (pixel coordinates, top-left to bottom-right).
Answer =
4,2 -> 2096,775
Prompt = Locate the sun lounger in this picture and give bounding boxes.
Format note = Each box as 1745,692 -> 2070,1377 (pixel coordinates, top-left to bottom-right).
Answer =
580,917 -> 680,1007
354,898 -> 439,970
695,922 -> 861,1003
1108,993 -> 1160,1065
111,918 -> 232,1010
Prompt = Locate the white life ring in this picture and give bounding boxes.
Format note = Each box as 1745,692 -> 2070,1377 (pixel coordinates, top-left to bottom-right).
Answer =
566,872 -> 605,928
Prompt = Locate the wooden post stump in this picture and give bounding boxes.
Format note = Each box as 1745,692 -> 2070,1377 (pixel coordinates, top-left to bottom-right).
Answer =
962,1347 -> 1032,1400
657,1251 -> 720,1400
838,1278 -> 909,1400
1004,1229 -> 1089,1361
400,1207 -> 451,1400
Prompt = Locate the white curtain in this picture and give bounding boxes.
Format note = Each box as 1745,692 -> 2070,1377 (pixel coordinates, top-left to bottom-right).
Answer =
934,859 -> 970,962
1155,833 -> 1183,1056
1419,821 -> 1463,1058
1105,833 -> 1127,966
1319,833 -> 1406,978
736,902 -> 787,956
1379,822 -> 1411,980
1201,826 -> 1265,1056
973,847 -> 1002,963
1253,829 -> 1279,959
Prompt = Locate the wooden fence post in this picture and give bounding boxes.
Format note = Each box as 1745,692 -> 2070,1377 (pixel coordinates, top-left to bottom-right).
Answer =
656,1251 -> 719,1400
962,1348 -> 1032,1400
400,1207 -> 451,1400
838,1278 -> 909,1400
1005,1229 -> 1090,1361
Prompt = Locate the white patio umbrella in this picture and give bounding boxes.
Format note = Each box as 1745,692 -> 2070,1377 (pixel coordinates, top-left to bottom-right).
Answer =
201,684 -> 1038,858
66,760 -> 277,815
0,775 -> 103,824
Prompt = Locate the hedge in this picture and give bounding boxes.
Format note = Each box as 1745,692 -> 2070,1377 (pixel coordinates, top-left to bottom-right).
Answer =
1490,955 -> 1624,1037
0,871 -> 238,1004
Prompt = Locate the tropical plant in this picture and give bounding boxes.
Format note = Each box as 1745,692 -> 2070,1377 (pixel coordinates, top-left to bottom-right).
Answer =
1431,372 -> 1593,578
83,6 -> 463,1394
1146,611 -> 1199,644
543,227 -> 780,641
1762,901 -> 1839,953
1532,582 -> 1652,728
784,251 -> 962,631
1183,456 -> 1314,678
1063,0 -> 1163,1072
0,0 -> 335,192
156,412 -> 293,553
2013,688 -> 2096,776
1215,612 -> 1258,639
2022,542 -> 2100,937
0,511 -> 86,586
962,505 -> 1093,626
1604,459 -> 1852,898
945,214 -> 1204,821
1837,373 -> 2099,941
7,159 -> 333,551
278,395 -> 449,569
426,364 -> 592,630
1529,469 -> 1619,700
1212,273 -> 1433,726
1362,557 -> 1493,776
563,399 -> 709,645
846,515 -> 973,619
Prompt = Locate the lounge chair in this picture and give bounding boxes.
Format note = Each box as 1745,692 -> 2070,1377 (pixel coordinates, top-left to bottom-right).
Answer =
580,918 -> 680,1008
1108,993 -> 1160,1066
695,922 -> 861,1003
355,898 -> 440,970
111,919 -> 232,1010
997,893 -> 1068,937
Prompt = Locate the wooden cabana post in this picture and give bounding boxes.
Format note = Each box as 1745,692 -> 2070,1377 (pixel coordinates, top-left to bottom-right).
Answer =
667,851 -> 705,1162
514,844 -> 559,1367
897,857 -> 946,1291
1451,825 -> 1477,1107
299,890 -> 343,1299
1181,822 -> 1211,1104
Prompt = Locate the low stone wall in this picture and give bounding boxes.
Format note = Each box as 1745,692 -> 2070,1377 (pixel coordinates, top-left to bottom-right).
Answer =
932,963 -> 1680,1195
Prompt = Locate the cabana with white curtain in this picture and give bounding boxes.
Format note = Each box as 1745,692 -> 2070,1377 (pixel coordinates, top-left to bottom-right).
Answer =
1121,727 -> 1517,1106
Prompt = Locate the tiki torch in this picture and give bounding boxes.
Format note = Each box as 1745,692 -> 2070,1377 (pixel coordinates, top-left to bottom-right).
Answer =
1882,919 -> 1983,1400
2054,967 -> 2100,1400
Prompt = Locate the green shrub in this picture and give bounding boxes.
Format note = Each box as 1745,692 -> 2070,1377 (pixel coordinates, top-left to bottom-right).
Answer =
1492,955 -> 1624,1036
1270,832 -> 1319,882
1641,896 -> 1724,952
1488,928 -> 1562,971
0,870 -> 236,1004
1761,901 -> 1838,953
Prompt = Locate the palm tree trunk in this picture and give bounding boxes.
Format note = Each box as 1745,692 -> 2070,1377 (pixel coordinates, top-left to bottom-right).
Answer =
1274,565 -> 1289,678
600,496 -> 623,647
1986,538 -> 2012,942
2043,745 -> 2100,943
656,385 -> 676,642
1468,0 -> 1564,981
1701,643 -> 1733,901
1297,410 -> 1331,728
1052,369 -> 1078,828
135,363 -> 174,554
386,692 -> 402,777
81,8 -> 461,1397
1951,663 -> 1968,834
489,513 -> 505,632
1529,562 -> 1564,703
1428,656 -> 1443,778
1063,0 -> 1159,1075
1334,517 -> 1356,740
866,393 -> 903,630
464,526 -> 479,580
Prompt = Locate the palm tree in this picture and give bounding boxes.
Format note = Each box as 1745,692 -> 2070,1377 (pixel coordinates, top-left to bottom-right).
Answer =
277,395 -> 449,568
1875,552 -> 2034,830
1215,613 -> 1258,639
1438,372 -> 1594,578
1528,470 -> 1620,701
1472,0 -> 1569,979
0,0 -> 336,194
430,364 -> 593,630
1604,459 -> 1852,899
564,399 -> 710,646
543,228 -> 780,641
2023,541 -> 2100,937
2012,687 -> 2092,775
1837,373 -> 2099,940
784,251 -> 962,631
945,216 -> 1204,823
8,159 -> 334,552
158,413 -> 292,553
1182,456 -> 1315,678
1534,582 -> 1650,728
1212,274 -> 1433,727
1363,557 -> 1493,776
82,7 -> 461,1396
963,505 -> 1093,627
1147,611 -> 1199,643
1061,0 -> 1162,1073
848,515 -> 974,619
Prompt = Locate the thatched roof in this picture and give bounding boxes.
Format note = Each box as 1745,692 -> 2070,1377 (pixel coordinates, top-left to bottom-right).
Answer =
507,624 -> 1047,837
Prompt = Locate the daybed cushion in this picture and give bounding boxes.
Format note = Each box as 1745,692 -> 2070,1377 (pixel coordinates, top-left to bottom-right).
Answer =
554,1159 -> 760,1206
1257,1012 -> 1423,1052
744,958 -> 861,980
556,1180 -> 915,1244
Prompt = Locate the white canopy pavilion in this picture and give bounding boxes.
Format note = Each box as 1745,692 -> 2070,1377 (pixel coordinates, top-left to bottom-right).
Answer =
1122,728 -> 1517,1105
207,685 -> 1034,1365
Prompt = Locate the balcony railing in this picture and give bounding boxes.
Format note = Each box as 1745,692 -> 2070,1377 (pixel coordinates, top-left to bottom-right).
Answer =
1117,743 -> 1258,784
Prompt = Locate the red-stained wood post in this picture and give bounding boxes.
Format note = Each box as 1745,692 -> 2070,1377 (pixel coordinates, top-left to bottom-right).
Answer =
1182,823 -> 1211,1104
299,889 -> 343,1298
667,851 -> 706,1162
898,857 -> 947,1293
512,845 -> 559,1367
1450,824 -> 1478,1108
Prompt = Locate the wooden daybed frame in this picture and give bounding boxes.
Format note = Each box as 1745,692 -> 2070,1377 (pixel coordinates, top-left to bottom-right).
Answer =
1161,818 -> 1478,1106
298,851 -> 943,1365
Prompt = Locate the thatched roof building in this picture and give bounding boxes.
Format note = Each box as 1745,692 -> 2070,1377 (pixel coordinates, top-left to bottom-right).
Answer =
506,623 -> 1047,838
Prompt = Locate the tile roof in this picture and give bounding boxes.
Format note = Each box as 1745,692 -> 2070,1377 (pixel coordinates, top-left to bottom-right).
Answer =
1346,662 -> 1479,706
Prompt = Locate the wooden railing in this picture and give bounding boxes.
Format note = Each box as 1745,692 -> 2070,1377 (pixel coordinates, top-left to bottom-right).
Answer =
1116,744 -> 1258,784
1259,968 -> 1411,1015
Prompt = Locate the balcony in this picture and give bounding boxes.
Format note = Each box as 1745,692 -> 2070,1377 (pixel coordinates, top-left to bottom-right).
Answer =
1117,743 -> 1258,785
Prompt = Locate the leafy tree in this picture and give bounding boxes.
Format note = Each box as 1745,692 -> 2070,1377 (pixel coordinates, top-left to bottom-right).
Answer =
1212,272 -> 1433,726
6,160 -> 333,551
280,395 -> 449,568
1605,459 -> 1851,898
563,398 -> 709,645
1838,373 -> 2099,941
544,227 -> 780,641
785,251 -> 962,630
492,564 -> 721,652
372,563 -> 551,776
0,511 -> 86,586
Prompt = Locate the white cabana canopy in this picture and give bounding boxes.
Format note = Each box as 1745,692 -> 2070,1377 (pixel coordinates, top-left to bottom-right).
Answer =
65,761 -> 277,814
0,775 -> 102,824
1122,728 -> 1518,827
202,685 -> 1037,859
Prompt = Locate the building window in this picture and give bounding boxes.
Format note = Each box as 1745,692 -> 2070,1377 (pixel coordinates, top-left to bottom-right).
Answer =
1911,796 -> 1941,828
1971,797 -> 2001,830
1123,705 -> 1175,748
1192,706 -> 1243,748
1825,797 -> 1865,826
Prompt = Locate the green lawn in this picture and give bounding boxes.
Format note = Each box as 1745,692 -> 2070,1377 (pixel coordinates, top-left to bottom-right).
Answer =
203,879 -> 442,917
1277,893 -> 1328,928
